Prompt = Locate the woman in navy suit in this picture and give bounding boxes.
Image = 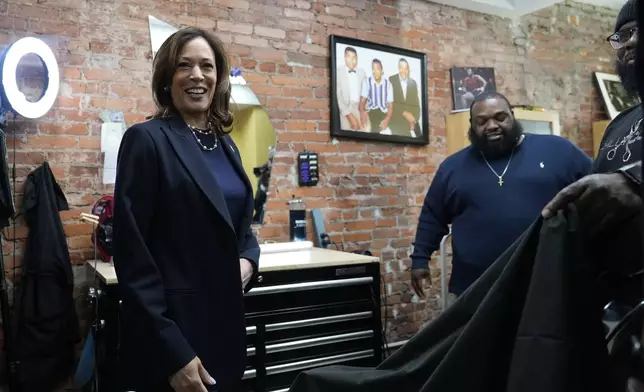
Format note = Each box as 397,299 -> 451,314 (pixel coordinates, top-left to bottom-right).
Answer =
112,27 -> 260,392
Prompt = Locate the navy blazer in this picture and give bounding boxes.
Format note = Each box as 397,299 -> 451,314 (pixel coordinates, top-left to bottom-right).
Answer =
112,116 -> 260,391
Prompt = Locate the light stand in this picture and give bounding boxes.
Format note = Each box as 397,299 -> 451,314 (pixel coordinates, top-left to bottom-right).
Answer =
0,36 -> 60,392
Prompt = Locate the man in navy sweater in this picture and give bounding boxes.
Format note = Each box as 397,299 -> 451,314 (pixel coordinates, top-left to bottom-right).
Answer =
410,92 -> 592,300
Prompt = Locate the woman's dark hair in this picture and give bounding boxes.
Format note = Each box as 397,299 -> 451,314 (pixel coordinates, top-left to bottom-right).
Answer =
150,27 -> 233,133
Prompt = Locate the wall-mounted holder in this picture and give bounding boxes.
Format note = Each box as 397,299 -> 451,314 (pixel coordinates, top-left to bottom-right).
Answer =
297,150 -> 319,187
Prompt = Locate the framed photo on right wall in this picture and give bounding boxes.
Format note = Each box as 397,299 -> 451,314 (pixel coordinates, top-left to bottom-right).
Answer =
594,72 -> 640,120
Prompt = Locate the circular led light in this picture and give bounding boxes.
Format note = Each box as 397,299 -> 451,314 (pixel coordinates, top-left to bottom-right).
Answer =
1,37 -> 60,119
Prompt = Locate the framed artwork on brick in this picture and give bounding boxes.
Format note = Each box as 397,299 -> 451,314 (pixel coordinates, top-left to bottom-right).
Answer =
450,67 -> 497,112
594,72 -> 640,120
329,35 -> 429,146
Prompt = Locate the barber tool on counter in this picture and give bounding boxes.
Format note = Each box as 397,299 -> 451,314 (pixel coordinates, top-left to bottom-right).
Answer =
288,197 -> 307,242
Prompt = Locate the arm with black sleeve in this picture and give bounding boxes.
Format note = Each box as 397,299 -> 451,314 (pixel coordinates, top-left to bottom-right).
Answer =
410,167 -> 452,297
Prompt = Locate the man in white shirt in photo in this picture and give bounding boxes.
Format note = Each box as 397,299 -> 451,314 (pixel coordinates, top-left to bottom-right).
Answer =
335,46 -> 367,131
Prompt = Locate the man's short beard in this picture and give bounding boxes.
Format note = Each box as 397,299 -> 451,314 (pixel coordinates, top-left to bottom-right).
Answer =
616,59 -> 639,96
468,121 -> 523,158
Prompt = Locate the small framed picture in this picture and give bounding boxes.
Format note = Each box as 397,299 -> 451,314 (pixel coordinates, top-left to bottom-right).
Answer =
329,35 -> 429,146
594,72 -> 640,120
450,67 -> 497,112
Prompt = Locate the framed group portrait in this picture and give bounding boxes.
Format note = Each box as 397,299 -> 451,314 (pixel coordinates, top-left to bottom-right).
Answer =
329,35 -> 429,146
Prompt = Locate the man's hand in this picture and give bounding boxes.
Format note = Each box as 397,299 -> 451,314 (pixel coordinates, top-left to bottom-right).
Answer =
628,378 -> 644,392
359,111 -> 368,130
411,268 -> 431,298
346,114 -> 359,130
541,173 -> 641,234
240,258 -> 254,290
169,357 -> 215,392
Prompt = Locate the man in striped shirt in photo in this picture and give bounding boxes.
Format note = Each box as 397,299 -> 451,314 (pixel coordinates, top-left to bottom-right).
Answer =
359,59 -> 395,135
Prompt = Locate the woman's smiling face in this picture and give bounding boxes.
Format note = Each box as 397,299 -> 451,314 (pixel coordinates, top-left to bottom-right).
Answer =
170,37 -> 217,122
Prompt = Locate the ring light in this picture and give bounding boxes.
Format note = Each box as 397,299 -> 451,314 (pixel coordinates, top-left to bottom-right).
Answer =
1,37 -> 59,119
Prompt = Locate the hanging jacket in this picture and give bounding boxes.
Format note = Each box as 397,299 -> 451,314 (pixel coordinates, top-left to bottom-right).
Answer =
289,208 -> 615,392
0,128 -> 14,228
11,162 -> 79,392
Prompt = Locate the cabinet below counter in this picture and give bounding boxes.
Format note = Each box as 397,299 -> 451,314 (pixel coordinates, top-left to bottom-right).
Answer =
85,242 -> 383,392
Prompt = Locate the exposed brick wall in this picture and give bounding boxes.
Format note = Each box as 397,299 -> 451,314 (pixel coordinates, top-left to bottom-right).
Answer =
1,0 -> 618,347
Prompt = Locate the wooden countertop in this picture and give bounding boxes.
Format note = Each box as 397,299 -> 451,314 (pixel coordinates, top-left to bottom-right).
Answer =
85,242 -> 379,286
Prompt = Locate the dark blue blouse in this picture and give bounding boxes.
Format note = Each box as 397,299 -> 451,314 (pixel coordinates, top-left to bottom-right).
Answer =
196,132 -> 248,234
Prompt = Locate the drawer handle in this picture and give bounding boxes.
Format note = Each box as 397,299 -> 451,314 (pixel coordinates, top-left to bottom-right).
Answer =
265,311 -> 372,332
246,277 -> 373,296
266,330 -> 373,354
265,349 -> 373,375
242,368 -> 256,379
247,346 -> 256,356
246,326 -> 257,335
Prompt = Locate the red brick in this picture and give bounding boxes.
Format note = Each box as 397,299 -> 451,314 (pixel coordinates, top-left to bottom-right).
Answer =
295,0 -> 313,9
254,26 -> 287,39
79,137 -> 100,150
318,15 -> 345,27
217,20 -> 253,35
284,8 -> 314,20
215,0 -> 250,10
258,62 -> 275,72
326,5 -> 356,18
63,223 -> 94,237
283,88 -> 313,98
27,136 -> 78,149
234,35 -> 269,48
39,123 -> 89,136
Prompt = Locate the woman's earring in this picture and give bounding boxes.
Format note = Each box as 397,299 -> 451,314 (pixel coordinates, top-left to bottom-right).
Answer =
163,86 -> 170,92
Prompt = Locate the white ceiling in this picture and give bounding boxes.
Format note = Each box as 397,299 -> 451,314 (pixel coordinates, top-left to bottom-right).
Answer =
428,0 -> 626,19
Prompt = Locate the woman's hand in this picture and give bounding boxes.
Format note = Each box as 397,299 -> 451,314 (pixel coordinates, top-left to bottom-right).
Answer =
240,258 -> 254,290
169,357 -> 215,392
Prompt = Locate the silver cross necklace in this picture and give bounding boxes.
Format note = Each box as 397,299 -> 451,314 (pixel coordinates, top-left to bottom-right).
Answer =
480,135 -> 523,187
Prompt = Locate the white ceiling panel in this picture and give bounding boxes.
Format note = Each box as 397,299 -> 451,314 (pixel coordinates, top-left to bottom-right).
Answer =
427,0 -> 625,18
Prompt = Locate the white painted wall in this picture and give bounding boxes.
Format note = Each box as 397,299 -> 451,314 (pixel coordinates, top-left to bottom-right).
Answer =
576,0 -> 626,9
428,0 -> 625,19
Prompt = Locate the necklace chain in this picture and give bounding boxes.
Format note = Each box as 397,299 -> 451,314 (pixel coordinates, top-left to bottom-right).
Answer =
480,135 -> 523,186
188,124 -> 218,151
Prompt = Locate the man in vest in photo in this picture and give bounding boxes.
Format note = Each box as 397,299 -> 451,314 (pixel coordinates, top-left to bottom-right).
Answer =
359,59 -> 394,135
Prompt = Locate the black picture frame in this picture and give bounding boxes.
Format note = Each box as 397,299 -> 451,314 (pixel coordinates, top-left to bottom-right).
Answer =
329,35 -> 429,146
594,71 -> 640,120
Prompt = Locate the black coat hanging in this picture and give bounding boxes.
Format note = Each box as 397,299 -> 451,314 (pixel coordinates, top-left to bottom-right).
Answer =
11,161 -> 79,392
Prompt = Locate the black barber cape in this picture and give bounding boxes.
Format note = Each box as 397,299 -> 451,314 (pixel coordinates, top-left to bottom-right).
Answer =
12,162 -> 80,392
289,208 -> 612,392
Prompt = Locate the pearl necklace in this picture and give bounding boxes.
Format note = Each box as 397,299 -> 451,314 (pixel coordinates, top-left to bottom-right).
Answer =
188,124 -> 218,151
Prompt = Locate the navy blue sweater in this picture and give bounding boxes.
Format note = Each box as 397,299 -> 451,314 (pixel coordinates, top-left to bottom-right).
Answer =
410,134 -> 592,295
